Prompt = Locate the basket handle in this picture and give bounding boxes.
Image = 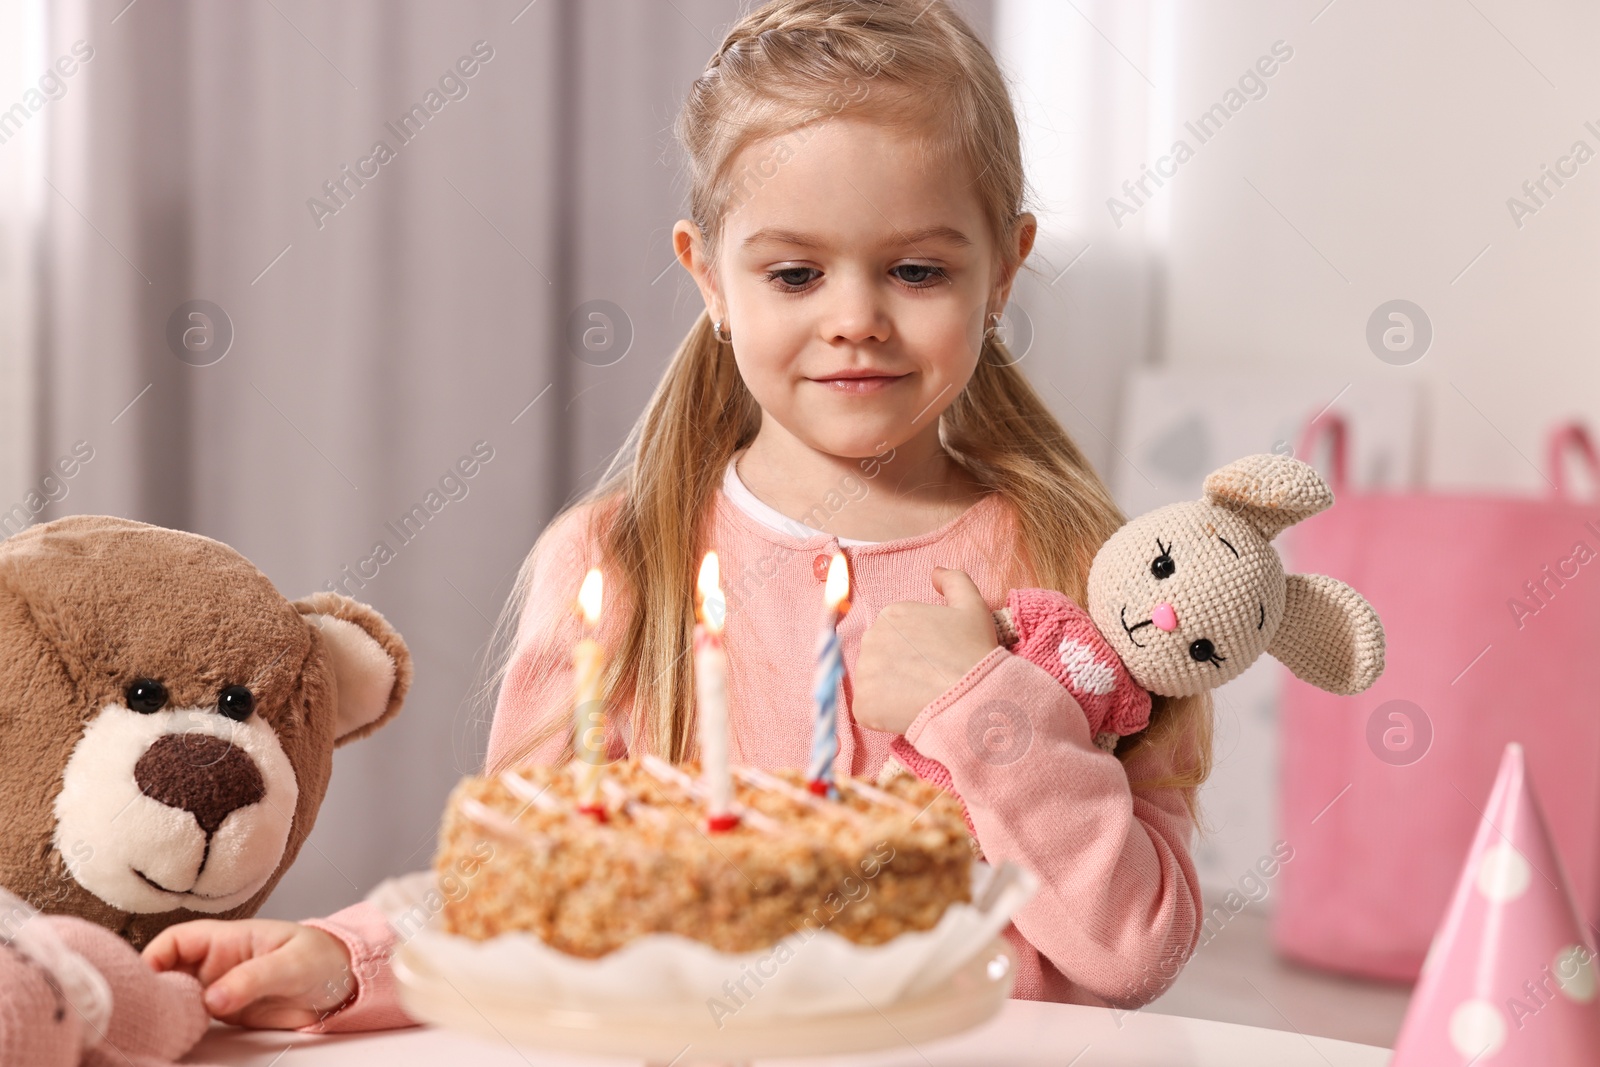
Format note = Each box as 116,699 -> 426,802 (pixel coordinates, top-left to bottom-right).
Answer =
1296,411 -> 1349,497
1547,422 -> 1599,501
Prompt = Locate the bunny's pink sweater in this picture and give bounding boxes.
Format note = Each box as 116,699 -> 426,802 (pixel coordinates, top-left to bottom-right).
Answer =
298,483 -> 1204,1032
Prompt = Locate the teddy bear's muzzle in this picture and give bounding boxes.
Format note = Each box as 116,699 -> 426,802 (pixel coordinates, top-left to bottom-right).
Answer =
52,703 -> 300,915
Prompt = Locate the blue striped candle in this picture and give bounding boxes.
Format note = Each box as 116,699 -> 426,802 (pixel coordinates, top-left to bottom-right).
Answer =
807,552 -> 849,798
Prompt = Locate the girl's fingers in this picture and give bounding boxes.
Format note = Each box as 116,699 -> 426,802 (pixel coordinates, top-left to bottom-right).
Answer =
230,998 -> 322,1031
931,565 -> 986,611
140,927 -> 187,972
145,920 -> 345,1030
932,567 -> 997,641
142,920 -> 232,976
202,947 -> 305,1018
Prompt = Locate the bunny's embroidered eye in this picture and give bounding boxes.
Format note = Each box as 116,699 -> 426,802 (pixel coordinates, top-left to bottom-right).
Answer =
125,679 -> 168,714
1189,639 -> 1226,668
1150,538 -> 1175,580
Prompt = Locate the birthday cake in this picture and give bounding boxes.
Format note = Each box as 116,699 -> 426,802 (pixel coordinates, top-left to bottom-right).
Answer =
432,755 -> 974,958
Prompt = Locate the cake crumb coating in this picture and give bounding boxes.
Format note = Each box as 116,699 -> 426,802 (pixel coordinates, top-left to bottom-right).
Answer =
433,758 -> 974,957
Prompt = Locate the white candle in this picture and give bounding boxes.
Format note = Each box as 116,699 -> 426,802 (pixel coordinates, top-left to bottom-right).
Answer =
695,552 -> 738,832
572,567 -> 606,819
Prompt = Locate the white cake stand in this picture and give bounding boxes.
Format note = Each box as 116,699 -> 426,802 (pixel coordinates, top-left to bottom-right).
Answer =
393,934 -> 1017,1066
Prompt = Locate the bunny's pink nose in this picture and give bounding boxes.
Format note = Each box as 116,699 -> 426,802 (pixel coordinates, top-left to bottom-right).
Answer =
1150,603 -> 1178,632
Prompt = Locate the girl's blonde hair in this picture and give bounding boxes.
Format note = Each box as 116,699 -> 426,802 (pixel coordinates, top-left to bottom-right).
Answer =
486,0 -> 1213,825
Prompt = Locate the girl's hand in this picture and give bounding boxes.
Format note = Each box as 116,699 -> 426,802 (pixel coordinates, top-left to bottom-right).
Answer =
852,567 -> 999,736
142,918 -> 355,1030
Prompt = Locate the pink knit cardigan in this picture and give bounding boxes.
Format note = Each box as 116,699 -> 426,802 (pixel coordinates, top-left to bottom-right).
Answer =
297,486 -> 1204,1032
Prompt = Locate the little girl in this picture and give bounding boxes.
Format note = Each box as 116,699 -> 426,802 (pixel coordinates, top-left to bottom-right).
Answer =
143,0 -> 1213,1030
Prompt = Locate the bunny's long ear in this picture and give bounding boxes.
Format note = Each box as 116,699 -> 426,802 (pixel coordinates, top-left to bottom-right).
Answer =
1203,453 -> 1334,540
294,591 -> 413,745
1269,573 -> 1385,694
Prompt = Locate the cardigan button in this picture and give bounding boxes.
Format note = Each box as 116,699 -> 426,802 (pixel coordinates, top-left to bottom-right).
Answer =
812,553 -> 831,581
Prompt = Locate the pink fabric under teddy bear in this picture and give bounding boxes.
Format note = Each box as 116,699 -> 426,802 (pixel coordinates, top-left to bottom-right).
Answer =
885,453 -> 1387,810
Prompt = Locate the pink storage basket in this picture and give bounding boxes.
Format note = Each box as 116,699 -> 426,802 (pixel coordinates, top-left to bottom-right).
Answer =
1273,415 -> 1600,981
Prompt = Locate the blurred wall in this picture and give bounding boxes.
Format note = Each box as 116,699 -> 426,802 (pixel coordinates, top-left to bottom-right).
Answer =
1160,1 -> 1600,488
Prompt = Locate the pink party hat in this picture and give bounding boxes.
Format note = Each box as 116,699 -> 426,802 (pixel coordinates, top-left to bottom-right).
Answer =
1391,742 -> 1600,1064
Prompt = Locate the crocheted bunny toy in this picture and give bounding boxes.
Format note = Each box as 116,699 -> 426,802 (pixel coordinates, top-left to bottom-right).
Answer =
889,452 -> 1384,779
0,887 -> 208,1066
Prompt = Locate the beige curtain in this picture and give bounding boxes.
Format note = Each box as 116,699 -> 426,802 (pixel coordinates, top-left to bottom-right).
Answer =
993,0 -> 1169,483
0,4 -> 46,512
34,0 -> 768,919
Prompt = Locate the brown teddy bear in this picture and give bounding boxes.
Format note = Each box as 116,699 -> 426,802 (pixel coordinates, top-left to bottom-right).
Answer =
0,515 -> 412,949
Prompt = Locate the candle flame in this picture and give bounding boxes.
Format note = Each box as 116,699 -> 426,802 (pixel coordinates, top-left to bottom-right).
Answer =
697,551 -> 726,632
824,551 -> 850,614
577,568 -> 603,627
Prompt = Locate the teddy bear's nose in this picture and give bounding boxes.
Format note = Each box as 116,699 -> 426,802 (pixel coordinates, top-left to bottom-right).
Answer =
133,734 -> 266,836
1151,602 -> 1178,632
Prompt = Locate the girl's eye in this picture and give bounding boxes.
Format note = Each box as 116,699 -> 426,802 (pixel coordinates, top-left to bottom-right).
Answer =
891,263 -> 948,287
765,267 -> 819,291
761,264 -> 950,293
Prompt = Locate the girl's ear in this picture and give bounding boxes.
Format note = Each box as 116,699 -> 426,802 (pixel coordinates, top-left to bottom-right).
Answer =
294,592 -> 413,746
672,218 -> 720,311
1268,573 -> 1385,695
1203,453 -> 1334,540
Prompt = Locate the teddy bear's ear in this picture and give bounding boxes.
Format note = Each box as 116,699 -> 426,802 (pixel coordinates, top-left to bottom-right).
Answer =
1268,573 -> 1385,695
1202,453 -> 1334,541
294,592 -> 413,746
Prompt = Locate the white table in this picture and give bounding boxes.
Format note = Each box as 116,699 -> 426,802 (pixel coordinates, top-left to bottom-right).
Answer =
185,1002 -> 1393,1066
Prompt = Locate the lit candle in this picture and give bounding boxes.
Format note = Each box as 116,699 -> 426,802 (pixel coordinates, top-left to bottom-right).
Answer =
694,552 -> 738,832
807,551 -> 850,798
572,567 -> 607,820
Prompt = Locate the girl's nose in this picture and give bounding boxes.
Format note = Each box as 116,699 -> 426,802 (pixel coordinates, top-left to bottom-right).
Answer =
825,279 -> 890,344
1150,602 -> 1178,632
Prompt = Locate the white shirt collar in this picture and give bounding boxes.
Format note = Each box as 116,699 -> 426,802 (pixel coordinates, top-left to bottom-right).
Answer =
721,454 -> 879,546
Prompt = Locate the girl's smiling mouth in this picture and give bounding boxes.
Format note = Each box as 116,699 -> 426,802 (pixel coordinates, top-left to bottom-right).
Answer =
808,369 -> 910,393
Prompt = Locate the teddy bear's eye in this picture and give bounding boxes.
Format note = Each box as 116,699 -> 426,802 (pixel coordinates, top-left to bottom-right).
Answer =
1150,537 -> 1176,580
125,679 -> 168,714
1189,638 -> 1226,668
218,685 -> 255,722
